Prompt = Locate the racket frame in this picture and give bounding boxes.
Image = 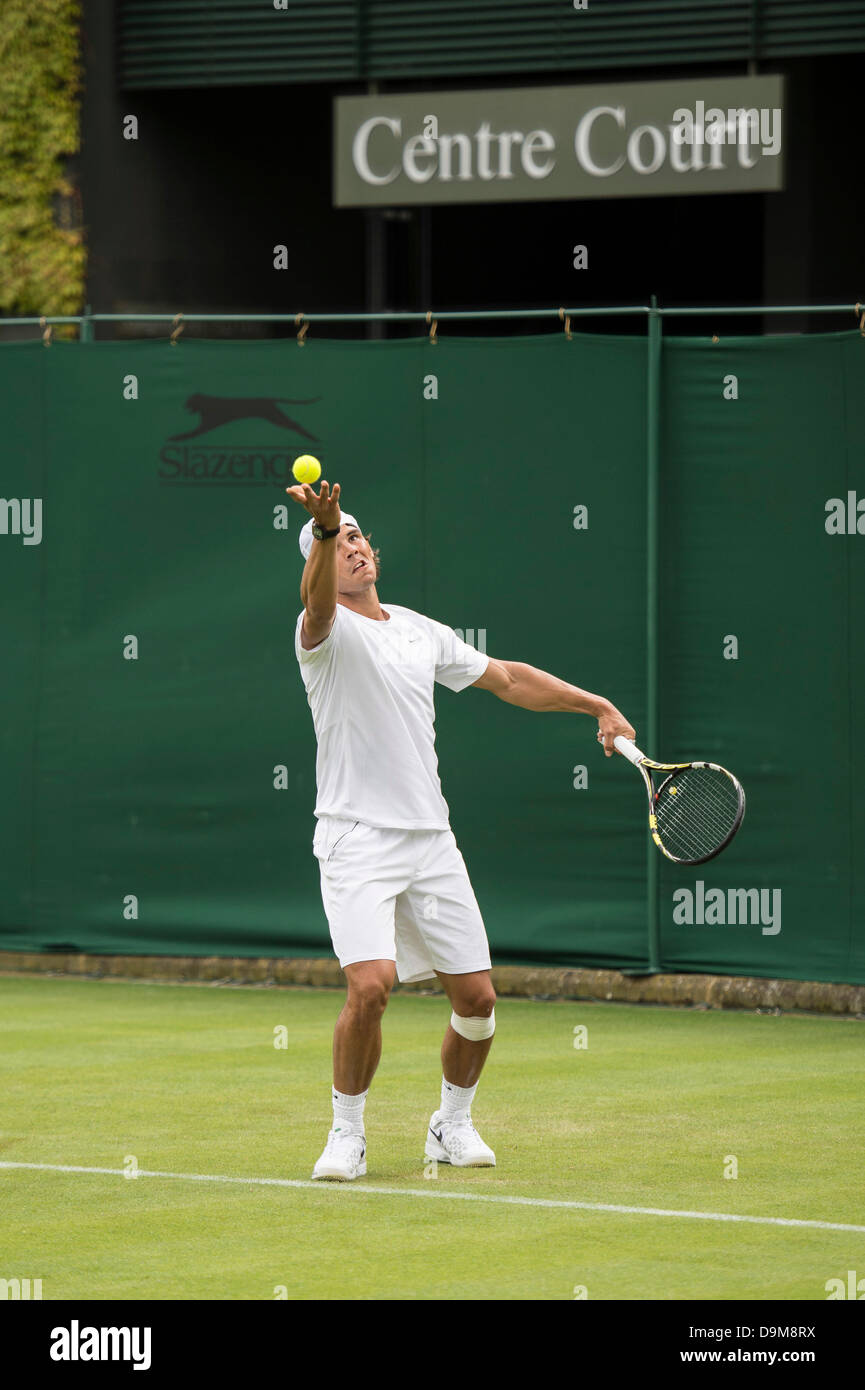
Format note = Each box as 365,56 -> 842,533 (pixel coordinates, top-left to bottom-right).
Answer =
612,736 -> 746,865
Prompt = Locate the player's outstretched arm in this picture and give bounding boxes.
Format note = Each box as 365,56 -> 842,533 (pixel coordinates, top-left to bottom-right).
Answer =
472,657 -> 635,756
285,480 -> 341,648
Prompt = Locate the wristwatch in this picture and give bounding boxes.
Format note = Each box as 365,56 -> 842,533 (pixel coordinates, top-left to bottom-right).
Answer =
311,521 -> 341,542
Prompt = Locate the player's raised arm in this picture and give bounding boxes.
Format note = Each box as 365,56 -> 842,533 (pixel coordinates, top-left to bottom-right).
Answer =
286,479 -> 342,648
472,657 -> 635,756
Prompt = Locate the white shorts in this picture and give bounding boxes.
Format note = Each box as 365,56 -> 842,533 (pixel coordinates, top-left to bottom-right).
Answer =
313,816 -> 492,983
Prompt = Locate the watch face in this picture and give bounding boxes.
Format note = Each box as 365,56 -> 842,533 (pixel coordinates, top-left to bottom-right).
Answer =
312,524 -> 323,539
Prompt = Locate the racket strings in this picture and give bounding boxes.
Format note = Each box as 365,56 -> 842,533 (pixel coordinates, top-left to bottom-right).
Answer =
654,766 -> 742,862
657,790 -> 735,860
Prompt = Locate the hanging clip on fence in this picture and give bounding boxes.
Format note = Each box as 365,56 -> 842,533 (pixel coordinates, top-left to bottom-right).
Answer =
856,302 -> 865,337
295,312 -> 308,346
558,307 -> 572,341
426,310 -> 438,344
170,313 -> 184,346
40,316 -> 53,347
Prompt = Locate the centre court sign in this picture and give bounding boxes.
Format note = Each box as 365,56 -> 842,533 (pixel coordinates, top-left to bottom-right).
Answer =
334,75 -> 784,206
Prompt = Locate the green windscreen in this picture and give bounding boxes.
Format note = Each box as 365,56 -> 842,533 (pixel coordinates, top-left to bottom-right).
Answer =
0,331 -> 860,983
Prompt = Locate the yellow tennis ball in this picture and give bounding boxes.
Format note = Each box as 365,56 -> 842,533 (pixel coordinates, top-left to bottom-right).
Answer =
292,455 -> 321,484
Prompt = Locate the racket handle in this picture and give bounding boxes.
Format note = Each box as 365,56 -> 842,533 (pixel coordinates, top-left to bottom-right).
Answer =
613,735 -> 646,765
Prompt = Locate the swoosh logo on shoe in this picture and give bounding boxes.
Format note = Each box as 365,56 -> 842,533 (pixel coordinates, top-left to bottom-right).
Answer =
429,1127 -> 444,1143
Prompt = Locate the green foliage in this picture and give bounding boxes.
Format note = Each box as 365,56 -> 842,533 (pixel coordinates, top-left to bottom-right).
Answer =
0,0 -> 85,316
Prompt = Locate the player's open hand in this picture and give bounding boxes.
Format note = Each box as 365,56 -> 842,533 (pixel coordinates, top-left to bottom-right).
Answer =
597,704 -> 636,758
285,479 -> 342,531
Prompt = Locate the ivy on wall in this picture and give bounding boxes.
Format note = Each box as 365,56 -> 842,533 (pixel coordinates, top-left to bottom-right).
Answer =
0,0 -> 85,317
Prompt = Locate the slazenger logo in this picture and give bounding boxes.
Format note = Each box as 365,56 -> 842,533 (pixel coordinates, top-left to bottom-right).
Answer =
159,393 -> 321,486
50,1320 -> 152,1370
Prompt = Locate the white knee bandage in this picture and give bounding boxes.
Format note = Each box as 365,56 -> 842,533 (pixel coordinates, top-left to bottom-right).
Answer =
450,1009 -> 496,1041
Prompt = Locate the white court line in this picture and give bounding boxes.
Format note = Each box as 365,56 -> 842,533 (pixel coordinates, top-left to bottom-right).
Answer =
1,1161 -> 863,1234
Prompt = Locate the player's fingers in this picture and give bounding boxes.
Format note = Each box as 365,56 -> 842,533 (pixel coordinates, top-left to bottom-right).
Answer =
331,483 -> 340,500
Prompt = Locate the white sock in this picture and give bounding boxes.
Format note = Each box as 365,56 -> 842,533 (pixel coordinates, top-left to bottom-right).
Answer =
440,1076 -> 477,1122
332,1087 -> 368,1134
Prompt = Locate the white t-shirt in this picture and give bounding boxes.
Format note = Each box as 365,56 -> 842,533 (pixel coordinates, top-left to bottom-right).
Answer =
294,602 -> 490,830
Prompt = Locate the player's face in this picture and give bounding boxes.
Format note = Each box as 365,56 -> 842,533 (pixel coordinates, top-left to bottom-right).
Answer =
337,525 -> 377,592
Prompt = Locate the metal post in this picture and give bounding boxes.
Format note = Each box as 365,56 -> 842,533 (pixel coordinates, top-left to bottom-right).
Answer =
80,304 -> 94,343
646,293 -> 662,973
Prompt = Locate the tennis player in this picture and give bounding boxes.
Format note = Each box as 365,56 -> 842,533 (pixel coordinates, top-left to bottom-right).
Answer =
288,479 -> 635,1181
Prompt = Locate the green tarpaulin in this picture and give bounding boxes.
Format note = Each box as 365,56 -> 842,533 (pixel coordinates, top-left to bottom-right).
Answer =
0,333 -> 861,982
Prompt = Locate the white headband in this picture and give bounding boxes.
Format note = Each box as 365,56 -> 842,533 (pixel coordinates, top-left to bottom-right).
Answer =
298,513 -> 360,561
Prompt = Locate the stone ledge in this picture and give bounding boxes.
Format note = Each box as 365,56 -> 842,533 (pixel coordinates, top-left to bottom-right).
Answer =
0,951 -> 862,1015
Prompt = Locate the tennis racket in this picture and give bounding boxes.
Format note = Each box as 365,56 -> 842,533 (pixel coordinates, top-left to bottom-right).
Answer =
613,736 -> 746,865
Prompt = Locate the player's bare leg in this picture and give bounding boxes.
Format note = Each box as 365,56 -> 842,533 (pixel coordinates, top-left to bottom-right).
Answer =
312,958 -> 395,1181
437,969 -> 496,1086
424,969 -> 497,1168
333,959 -> 395,1092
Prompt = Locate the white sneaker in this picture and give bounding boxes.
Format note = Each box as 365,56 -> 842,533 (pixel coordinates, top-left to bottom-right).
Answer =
311,1126 -> 367,1181
424,1110 -> 496,1168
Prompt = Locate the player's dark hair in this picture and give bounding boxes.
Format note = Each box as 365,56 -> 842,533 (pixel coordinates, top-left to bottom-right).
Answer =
364,531 -> 382,579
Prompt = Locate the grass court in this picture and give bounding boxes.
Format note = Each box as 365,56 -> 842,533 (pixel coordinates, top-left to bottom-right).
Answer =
1,974 -> 862,1301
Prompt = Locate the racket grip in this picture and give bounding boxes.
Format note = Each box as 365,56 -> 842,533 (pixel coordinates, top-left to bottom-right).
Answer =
613,735 -> 646,765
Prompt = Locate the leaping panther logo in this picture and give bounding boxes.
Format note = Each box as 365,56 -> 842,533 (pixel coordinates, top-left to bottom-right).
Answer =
170,394 -> 320,441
